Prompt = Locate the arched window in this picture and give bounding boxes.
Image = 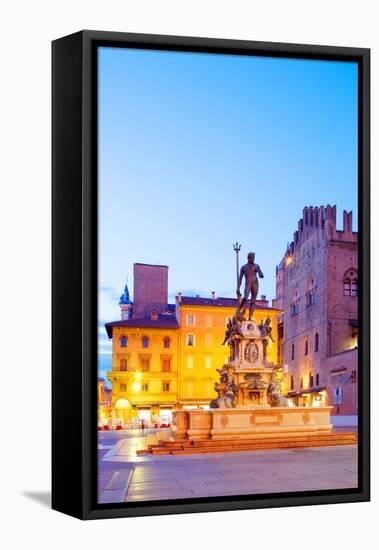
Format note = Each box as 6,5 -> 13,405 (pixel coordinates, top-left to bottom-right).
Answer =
120,336 -> 127,348
120,359 -> 128,371
163,336 -> 170,349
309,372 -> 314,387
344,269 -> 358,297
315,332 -> 319,352
291,343 -> 295,361
291,289 -> 299,316
142,336 -> 149,348
306,277 -> 317,306
304,338 -> 309,356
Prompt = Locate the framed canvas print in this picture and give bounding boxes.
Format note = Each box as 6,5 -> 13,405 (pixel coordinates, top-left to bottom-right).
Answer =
52,30 -> 370,520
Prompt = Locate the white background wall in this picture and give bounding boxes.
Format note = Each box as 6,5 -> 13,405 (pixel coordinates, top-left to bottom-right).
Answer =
0,1 -> 377,548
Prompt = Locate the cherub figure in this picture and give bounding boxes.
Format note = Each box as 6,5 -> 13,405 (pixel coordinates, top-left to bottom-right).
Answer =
259,317 -> 275,341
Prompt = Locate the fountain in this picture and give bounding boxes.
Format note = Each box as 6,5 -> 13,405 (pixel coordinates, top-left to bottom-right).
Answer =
138,249 -> 357,455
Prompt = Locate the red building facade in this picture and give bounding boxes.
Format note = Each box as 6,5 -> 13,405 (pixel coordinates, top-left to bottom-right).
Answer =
276,206 -> 358,416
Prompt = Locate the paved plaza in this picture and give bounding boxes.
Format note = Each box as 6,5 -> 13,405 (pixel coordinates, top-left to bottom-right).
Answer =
98,429 -> 358,504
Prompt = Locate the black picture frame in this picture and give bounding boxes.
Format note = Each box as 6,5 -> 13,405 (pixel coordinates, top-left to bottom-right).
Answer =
52,30 -> 370,520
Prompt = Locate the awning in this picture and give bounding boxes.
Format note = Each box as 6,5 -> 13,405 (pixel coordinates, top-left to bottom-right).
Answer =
286,385 -> 326,397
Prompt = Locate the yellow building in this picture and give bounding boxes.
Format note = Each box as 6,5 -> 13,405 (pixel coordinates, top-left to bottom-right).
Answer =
97,377 -> 112,425
105,291 -> 280,425
176,295 -> 279,408
105,310 -> 179,425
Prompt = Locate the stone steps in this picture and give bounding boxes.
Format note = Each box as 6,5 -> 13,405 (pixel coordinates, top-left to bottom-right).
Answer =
137,432 -> 357,456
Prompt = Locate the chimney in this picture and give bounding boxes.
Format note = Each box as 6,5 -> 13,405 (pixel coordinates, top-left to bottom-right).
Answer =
272,298 -> 277,308
150,309 -> 158,321
177,292 -> 182,303
260,294 -> 267,301
211,291 -> 216,300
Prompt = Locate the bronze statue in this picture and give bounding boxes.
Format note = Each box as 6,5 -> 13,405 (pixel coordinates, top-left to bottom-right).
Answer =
258,317 -> 275,341
236,252 -> 264,320
210,370 -> 238,408
222,316 -> 243,345
267,371 -> 289,407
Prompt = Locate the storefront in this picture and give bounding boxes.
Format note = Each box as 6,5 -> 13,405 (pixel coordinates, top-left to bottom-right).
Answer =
286,386 -> 327,407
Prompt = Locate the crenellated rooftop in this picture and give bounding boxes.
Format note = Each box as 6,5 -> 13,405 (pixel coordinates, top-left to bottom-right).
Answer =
276,205 -> 357,272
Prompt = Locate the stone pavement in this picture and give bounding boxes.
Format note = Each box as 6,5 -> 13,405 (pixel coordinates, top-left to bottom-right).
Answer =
98,429 -> 358,504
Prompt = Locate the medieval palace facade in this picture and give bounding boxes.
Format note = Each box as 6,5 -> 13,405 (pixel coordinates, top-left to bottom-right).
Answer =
276,206 -> 358,415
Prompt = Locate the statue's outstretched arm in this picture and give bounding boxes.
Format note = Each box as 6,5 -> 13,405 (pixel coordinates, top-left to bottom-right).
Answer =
257,264 -> 264,278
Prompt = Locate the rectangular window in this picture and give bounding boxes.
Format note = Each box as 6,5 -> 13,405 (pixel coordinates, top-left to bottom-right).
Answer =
140,358 -> 150,372
351,280 -> 358,297
290,375 -> 294,390
304,339 -> 309,355
205,356 -> 212,369
141,383 -> 149,392
316,373 -> 320,386
205,333 -> 212,347
162,382 -> 170,392
205,314 -> 213,327
333,387 -> 343,405
186,314 -> 195,326
120,383 -> 127,392
309,372 -> 314,387
162,358 -> 171,372
187,356 -> 194,369
186,334 -> 195,346
291,343 -> 295,360
300,377 -> 304,388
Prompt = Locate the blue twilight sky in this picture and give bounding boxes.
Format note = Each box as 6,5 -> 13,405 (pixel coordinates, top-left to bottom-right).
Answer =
98,46 -> 358,375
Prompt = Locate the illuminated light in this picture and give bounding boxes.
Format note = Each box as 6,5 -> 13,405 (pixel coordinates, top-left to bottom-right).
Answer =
131,382 -> 141,392
286,255 -> 292,266
115,398 -> 131,409
134,372 -> 142,379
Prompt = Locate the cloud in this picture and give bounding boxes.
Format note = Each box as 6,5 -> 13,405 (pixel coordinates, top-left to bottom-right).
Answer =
100,286 -> 117,293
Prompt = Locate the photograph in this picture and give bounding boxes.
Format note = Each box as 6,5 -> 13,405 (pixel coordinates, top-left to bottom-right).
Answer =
97,46 -> 360,504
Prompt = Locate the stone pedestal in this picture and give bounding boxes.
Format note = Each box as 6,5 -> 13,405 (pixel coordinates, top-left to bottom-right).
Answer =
172,406 -> 333,442
172,409 -> 189,441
